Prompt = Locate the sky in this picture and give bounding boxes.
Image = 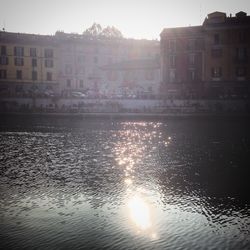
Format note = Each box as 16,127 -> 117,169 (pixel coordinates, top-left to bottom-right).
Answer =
0,0 -> 250,39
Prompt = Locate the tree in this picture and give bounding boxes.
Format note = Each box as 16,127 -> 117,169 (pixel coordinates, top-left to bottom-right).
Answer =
83,23 -> 123,38
83,23 -> 103,36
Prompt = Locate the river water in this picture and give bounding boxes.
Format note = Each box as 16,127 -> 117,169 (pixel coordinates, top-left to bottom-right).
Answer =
0,116 -> 250,249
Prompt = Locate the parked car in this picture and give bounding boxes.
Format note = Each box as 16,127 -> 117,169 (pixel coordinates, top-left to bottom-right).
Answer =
71,91 -> 86,98
44,90 -> 55,97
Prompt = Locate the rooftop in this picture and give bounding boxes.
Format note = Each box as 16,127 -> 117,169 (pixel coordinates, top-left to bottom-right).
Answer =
203,11 -> 250,27
0,31 -> 57,46
161,11 -> 250,37
160,26 -> 203,37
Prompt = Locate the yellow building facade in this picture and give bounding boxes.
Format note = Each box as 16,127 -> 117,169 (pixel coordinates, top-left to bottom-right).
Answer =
0,32 -> 58,96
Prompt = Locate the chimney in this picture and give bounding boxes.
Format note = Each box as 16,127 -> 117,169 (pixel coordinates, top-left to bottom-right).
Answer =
236,11 -> 247,18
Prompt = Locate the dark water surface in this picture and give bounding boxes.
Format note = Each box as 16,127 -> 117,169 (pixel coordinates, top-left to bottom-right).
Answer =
0,116 -> 250,249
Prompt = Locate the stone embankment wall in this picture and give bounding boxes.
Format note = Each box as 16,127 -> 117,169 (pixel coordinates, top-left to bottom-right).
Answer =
1,97 -> 249,113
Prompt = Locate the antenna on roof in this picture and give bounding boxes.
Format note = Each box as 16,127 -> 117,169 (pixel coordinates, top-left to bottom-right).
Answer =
2,19 -> 6,31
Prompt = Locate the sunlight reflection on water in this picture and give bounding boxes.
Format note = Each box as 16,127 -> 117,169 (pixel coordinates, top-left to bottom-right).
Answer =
113,122 -> 171,241
128,194 -> 152,231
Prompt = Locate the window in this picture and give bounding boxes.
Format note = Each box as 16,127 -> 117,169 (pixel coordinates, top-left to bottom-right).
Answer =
46,72 -> 52,81
32,58 -> 37,67
1,46 -> 7,55
214,34 -> 220,45
16,70 -> 22,79
236,48 -> 247,61
169,55 -> 176,68
188,69 -> 195,81
15,57 -> 24,66
44,49 -> 53,58
14,47 -> 24,56
187,39 -> 195,50
236,67 -> 246,77
168,39 -> 176,51
0,56 -> 8,65
32,71 -> 37,81
239,31 -> 247,43
67,79 -> 71,87
65,64 -> 72,74
78,55 -> 85,63
79,67 -> 85,74
169,69 -> 176,82
79,80 -> 84,88
45,59 -> 53,68
211,48 -> 223,57
188,54 -> 195,65
0,69 -> 7,79
196,38 -> 204,50
30,48 -> 37,57
93,56 -> 98,64
211,67 -> 222,78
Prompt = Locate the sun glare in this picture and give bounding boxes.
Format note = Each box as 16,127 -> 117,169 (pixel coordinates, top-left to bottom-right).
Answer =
128,195 -> 152,231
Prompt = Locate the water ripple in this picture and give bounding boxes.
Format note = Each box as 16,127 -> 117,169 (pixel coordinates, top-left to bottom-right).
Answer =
0,119 -> 250,249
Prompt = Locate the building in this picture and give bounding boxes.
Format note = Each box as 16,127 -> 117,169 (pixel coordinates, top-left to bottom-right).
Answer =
160,11 -> 250,99
203,11 -> 250,99
0,27 -> 160,99
160,26 -> 205,98
55,31 -> 160,98
0,31 -> 59,97
101,58 -> 160,98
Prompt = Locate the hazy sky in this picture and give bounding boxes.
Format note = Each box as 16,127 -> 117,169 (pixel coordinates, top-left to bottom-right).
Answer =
0,0 -> 250,39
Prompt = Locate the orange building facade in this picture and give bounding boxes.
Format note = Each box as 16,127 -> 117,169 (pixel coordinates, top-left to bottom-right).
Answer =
160,11 -> 250,99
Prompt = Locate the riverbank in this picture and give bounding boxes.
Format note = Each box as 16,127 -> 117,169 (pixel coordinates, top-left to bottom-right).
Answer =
1,97 -> 250,115
1,111 -> 250,119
